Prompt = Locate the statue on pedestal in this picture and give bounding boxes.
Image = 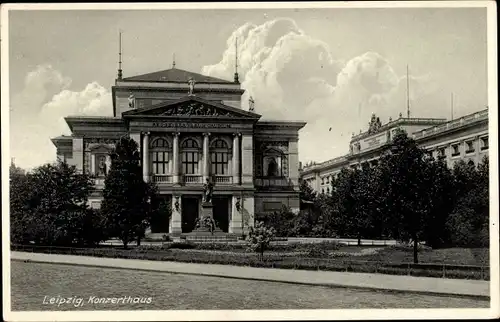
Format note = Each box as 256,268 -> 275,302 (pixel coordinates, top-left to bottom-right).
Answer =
203,178 -> 214,203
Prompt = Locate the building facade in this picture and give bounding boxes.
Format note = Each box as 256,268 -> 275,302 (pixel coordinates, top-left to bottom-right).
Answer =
51,67 -> 306,236
300,109 -> 489,194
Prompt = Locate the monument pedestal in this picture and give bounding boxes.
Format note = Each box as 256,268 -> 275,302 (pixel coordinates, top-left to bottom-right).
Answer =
190,201 -> 223,235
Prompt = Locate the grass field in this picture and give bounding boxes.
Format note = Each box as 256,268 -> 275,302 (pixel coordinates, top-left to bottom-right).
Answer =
10,261 -> 489,310
356,247 -> 490,266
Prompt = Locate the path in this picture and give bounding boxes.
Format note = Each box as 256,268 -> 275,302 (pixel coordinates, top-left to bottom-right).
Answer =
11,251 -> 490,299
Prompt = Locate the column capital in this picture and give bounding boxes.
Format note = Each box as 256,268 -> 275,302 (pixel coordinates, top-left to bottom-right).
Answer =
172,132 -> 181,137
233,132 -> 242,137
142,131 -> 151,135
203,132 -> 211,137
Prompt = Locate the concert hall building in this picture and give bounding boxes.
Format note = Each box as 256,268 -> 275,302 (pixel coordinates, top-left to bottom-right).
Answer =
51,66 -> 306,237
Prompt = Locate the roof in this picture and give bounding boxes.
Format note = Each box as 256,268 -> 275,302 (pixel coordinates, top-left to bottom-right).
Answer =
122,68 -> 234,84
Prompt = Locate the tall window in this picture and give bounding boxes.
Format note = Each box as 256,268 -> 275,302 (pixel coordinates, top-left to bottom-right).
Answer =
150,138 -> 170,175
210,139 -> 230,175
451,144 -> 460,156
465,141 -> 475,153
181,138 -> 199,174
481,136 -> 489,150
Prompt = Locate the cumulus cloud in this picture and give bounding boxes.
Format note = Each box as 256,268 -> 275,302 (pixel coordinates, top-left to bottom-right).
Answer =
10,65 -> 112,170
203,18 -> 439,162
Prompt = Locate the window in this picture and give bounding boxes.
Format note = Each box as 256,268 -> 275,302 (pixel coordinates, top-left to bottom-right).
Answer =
150,138 -> 170,175
321,177 -> 325,185
468,160 -> 475,167
326,187 -> 330,194
451,144 -> 460,157
465,141 -> 475,153
181,138 -> 200,174
263,148 -> 284,177
481,137 -> 489,150
210,139 -> 230,175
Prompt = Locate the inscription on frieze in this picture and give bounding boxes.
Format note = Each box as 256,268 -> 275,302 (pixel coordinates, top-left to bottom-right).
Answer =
152,122 -> 231,129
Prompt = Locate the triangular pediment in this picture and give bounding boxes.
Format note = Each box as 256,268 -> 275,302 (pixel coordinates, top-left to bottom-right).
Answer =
122,96 -> 261,119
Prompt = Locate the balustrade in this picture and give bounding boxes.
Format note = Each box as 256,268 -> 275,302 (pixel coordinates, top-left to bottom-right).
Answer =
213,175 -> 233,184
152,175 -> 172,183
183,174 -> 202,184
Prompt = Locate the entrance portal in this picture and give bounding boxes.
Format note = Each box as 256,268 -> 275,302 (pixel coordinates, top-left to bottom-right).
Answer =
150,195 -> 170,233
212,196 -> 230,232
181,196 -> 199,233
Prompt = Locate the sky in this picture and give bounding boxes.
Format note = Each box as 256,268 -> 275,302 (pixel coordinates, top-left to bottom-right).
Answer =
7,6 -> 489,170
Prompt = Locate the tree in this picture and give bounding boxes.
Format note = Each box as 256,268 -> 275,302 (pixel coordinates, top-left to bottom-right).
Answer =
333,167 -> 357,238
101,137 -> 157,249
446,156 -> 489,247
10,162 -> 34,244
421,155 -> 455,248
10,160 -> 95,245
378,130 -> 431,263
299,178 -> 317,204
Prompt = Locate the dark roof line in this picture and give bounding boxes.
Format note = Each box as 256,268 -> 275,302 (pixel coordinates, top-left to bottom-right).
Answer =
122,68 -> 235,84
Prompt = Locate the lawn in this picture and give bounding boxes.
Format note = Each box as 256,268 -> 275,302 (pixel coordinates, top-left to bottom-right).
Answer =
10,261 -> 489,310
11,243 -> 489,280
357,247 -> 489,266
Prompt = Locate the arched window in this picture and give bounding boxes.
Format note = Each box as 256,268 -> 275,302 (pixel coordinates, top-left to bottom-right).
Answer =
210,139 -> 230,175
181,138 -> 200,174
263,148 -> 284,177
150,138 -> 170,175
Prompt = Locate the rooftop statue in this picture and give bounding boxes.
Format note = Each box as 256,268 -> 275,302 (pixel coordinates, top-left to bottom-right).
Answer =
128,94 -> 135,108
249,96 -> 255,112
188,78 -> 196,96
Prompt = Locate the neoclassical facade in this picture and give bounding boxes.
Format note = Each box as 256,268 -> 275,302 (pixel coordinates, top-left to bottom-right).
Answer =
51,67 -> 306,236
300,109 -> 489,194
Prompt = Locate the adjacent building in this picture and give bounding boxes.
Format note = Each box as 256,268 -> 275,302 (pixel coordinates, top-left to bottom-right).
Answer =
300,109 -> 489,194
51,67 -> 306,236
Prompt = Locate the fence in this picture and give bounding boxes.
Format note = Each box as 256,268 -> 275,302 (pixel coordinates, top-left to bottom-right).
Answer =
11,244 -> 489,281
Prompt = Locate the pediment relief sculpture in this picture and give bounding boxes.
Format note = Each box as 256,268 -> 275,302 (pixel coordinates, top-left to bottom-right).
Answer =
161,102 -> 235,117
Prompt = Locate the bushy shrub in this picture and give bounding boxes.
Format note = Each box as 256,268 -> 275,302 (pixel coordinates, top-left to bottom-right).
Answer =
247,221 -> 276,260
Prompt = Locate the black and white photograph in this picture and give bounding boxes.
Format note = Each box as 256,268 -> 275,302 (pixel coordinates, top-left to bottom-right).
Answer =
1,1 -> 498,321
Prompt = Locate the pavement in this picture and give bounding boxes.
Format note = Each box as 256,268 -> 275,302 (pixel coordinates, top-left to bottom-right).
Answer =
11,251 -> 490,299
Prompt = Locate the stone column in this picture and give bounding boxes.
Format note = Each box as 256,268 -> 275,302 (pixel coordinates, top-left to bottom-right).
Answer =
169,195 -> 182,235
142,132 -> 150,182
229,195 -> 242,235
202,132 -> 210,182
288,139 -> 299,191
232,133 -> 241,185
241,134 -> 254,186
72,137 -> 84,173
90,153 -> 96,175
172,132 -> 180,184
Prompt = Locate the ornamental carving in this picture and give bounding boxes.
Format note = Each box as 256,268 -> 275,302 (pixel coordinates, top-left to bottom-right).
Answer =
161,102 -> 235,117
258,141 -> 289,153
